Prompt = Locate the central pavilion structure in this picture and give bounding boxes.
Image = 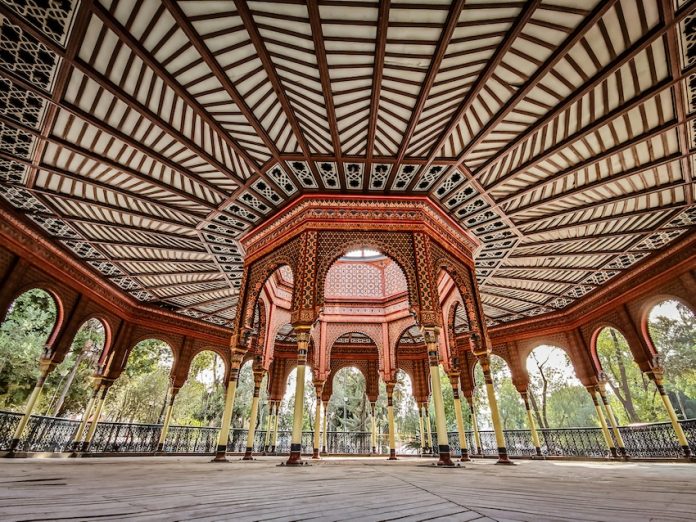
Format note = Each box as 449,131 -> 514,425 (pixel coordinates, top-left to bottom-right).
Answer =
0,0 -> 695,517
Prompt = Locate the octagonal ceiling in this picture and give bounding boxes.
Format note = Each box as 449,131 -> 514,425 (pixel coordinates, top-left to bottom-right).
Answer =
0,0 -> 695,329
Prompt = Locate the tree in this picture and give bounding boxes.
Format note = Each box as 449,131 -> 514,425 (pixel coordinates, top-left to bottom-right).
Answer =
648,302 -> 696,420
0,289 -> 57,411
596,328 -> 657,424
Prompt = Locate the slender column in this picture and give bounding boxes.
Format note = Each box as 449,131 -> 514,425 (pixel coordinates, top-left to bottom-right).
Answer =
588,386 -> 618,458
156,386 -> 179,453
417,403 -> 426,455
321,400 -> 329,455
312,382 -> 324,459
520,391 -> 543,458
286,329 -> 310,466
467,396 -> 482,456
70,381 -> 100,452
370,401 -> 377,454
479,353 -> 513,464
650,367 -> 692,459
386,382 -> 397,460
263,401 -> 274,454
8,359 -> 56,453
83,383 -> 111,451
451,379 -> 470,462
424,403 -> 433,454
213,351 -> 244,462
424,328 -> 454,466
242,368 -> 265,460
271,400 -> 280,454
597,382 -> 627,458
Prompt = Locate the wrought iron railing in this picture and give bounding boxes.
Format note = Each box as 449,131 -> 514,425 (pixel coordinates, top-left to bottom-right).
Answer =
1,410 -> 694,459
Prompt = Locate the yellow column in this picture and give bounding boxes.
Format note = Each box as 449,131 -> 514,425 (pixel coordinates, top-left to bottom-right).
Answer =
417,403 -> 426,455
263,401 -> 274,454
386,382 -> 397,460
83,383 -> 110,450
424,403 -> 433,453
213,351 -> 243,462
286,329 -> 309,466
242,368 -> 265,460
588,386 -> 617,458
520,391 -> 543,458
479,353 -> 513,464
8,359 -> 55,453
424,328 -> 454,466
650,369 -> 692,459
156,387 -> 179,453
271,401 -> 280,454
450,378 -> 470,462
597,383 -> 627,459
321,400 -> 329,455
71,382 -> 100,452
312,383 -> 323,459
467,396 -> 482,456
370,402 -> 377,455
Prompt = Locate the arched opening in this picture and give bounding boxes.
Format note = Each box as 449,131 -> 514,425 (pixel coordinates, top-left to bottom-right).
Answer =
43,318 -> 106,418
328,366 -> 368,432
105,339 -> 173,424
646,300 -> 696,420
278,366 -> 315,431
595,326 -> 665,423
472,355 -> 525,431
171,350 -> 224,427
0,289 -> 59,412
233,359 -> 268,430
526,346 -> 595,429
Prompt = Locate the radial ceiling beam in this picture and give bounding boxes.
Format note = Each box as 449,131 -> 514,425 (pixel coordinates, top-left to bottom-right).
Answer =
514,181 -> 689,229
412,0 -> 543,182
451,0 -> 619,163
506,152 -> 688,217
364,0 -> 389,171
307,0 -> 343,167
84,0 -> 269,183
20,1 -> 91,189
387,0 -> 466,182
659,0 -> 694,205
232,0 -> 328,185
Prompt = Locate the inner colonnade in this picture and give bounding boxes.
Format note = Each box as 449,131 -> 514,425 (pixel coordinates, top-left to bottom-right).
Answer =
1,197 -> 695,464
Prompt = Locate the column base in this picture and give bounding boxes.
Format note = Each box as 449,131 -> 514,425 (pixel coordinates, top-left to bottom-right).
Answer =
530,447 -> 545,459
387,448 -> 397,460
609,447 -> 618,458
285,444 -> 303,466
495,448 -> 515,465
460,449 -> 471,462
436,447 -> 455,467
312,448 -> 320,459
211,444 -> 229,463
681,445 -> 693,459
241,448 -> 254,460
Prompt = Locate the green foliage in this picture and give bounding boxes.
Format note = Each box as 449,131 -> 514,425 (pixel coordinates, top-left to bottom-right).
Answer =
327,367 -> 368,432
648,303 -> 696,420
596,327 -> 664,423
170,351 -> 224,427
527,346 -> 596,428
40,318 -> 105,417
0,289 -> 57,411
105,339 -> 173,424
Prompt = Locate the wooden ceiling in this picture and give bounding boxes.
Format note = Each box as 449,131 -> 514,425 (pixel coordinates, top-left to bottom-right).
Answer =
0,0 -> 695,329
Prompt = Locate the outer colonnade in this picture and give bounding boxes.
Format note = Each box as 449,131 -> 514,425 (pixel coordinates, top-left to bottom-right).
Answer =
1,200 -> 696,461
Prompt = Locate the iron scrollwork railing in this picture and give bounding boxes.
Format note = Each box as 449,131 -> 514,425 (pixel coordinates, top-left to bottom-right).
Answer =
88,421 -> 162,453
1,410 -> 695,459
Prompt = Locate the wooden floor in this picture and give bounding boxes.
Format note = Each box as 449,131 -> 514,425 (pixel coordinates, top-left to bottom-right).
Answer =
0,456 -> 694,521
